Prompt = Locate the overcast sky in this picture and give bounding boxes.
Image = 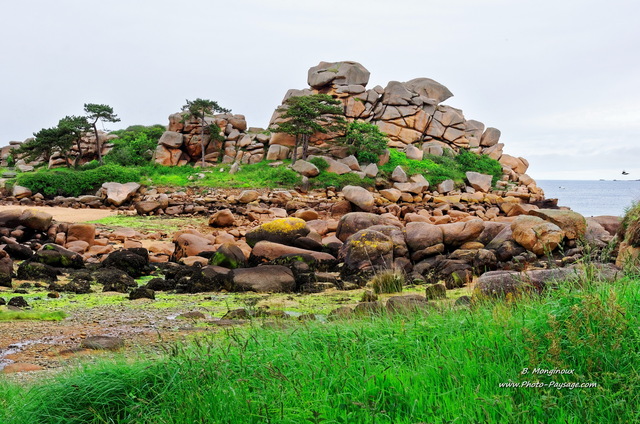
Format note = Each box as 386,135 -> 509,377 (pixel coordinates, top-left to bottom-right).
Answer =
1,0 -> 638,180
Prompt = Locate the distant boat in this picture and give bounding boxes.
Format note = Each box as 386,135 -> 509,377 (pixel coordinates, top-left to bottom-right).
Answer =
622,170 -> 629,175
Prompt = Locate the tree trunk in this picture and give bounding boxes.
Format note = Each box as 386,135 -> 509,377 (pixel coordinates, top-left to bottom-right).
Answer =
92,121 -> 102,165
302,134 -> 310,161
74,139 -> 83,169
292,135 -> 300,165
200,115 -> 206,168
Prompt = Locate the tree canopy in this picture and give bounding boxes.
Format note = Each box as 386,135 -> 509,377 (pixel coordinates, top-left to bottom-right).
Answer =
84,103 -> 120,165
18,116 -> 91,168
270,94 -> 346,164
343,120 -> 389,164
182,98 -> 231,166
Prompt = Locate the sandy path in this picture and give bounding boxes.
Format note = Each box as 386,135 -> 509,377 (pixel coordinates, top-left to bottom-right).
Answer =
0,206 -> 117,223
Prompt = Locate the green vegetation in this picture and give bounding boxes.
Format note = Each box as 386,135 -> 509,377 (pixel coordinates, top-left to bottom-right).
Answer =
0,310 -> 66,321
17,115 -> 91,168
14,147 -> 500,196
84,103 -> 120,165
107,125 -> 165,167
270,94 -> 346,164
370,268 -> 404,294
16,165 -> 142,197
1,276 -> 638,423
381,148 -> 503,186
343,120 -> 389,164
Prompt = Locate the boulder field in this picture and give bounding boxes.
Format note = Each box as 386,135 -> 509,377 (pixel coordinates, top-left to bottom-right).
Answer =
0,191 -> 622,303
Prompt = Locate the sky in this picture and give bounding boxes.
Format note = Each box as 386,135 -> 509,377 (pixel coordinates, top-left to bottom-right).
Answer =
0,0 -> 638,180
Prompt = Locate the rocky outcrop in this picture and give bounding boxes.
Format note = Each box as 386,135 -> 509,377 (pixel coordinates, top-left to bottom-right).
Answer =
6,131 -> 116,169
267,60 -> 543,202
154,112 -> 268,167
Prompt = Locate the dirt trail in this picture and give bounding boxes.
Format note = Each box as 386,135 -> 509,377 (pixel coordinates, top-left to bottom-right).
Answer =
0,206 -> 117,223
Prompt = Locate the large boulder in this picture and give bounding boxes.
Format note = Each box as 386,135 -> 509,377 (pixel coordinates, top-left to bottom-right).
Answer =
476,264 -> 621,298
440,219 -> 485,248
158,131 -> 184,148
368,225 -> 408,258
0,209 -> 22,227
33,244 -> 84,269
245,218 -> 310,247
67,223 -> 96,245
336,212 -> 387,242
405,222 -> 444,252
291,160 -> 319,177
209,243 -> 247,269
339,230 -> 394,279
528,209 -> 587,240
177,265 -> 231,293
18,209 -> 53,232
102,249 -> 150,278
250,241 -> 336,265
511,215 -> 564,255
97,268 -> 137,293
173,232 -> 216,259
403,77 -> 453,104
342,185 -> 375,212
208,209 -> 236,227
465,172 -> 493,193
230,265 -> 296,292
584,218 -> 614,248
0,252 -> 13,287
307,61 -> 370,89
16,261 -> 60,282
102,182 -> 141,206
12,185 -> 32,199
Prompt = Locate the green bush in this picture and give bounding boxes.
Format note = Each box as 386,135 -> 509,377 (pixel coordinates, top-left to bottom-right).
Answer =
343,121 -> 389,164
380,148 -> 503,186
16,165 -> 142,197
106,125 -> 165,167
455,149 -> 503,183
308,157 -> 329,172
311,171 -> 375,189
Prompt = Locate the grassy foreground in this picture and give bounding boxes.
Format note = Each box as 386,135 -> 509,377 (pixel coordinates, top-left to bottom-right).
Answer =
1,276 -> 639,423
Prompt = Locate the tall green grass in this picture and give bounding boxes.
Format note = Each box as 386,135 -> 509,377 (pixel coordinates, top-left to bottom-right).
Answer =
0,310 -> 66,321
1,277 -> 639,423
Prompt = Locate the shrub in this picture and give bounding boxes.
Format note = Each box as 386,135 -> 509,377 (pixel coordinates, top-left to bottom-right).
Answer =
618,202 -> 640,244
16,165 -> 142,197
343,121 -> 389,164
311,171 -> 375,190
370,268 -> 405,294
380,148 -> 503,186
106,125 -> 165,166
455,149 -> 503,183
308,157 -> 329,172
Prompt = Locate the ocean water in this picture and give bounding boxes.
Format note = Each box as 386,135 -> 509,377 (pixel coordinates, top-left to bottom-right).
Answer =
537,180 -> 640,217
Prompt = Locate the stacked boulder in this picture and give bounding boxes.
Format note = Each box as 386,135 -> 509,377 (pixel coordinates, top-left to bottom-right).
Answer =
268,61 -> 542,201
154,112 -> 269,166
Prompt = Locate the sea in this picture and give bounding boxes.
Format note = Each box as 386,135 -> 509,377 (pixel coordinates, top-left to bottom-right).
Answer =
536,180 -> 640,217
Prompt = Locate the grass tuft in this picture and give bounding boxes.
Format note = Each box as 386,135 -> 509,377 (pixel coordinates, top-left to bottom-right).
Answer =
0,310 -> 66,321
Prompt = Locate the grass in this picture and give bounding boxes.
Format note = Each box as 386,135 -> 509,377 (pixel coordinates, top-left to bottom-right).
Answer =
87,215 -> 207,233
0,309 -> 66,321
380,148 -> 503,187
1,275 -> 638,423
